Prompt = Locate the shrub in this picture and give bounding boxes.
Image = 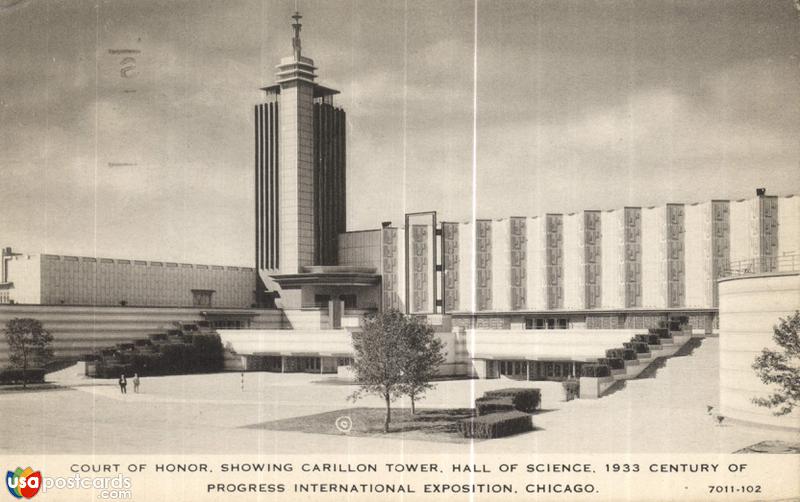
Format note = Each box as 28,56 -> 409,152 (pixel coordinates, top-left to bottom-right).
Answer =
148,333 -> 167,342
649,327 -> 670,339
190,333 -> 224,372
475,397 -> 516,416
606,348 -> 637,361
598,357 -> 624,370
93,363 -> 134,379
624,341 -> 650,354
581,364 -> 611,378
633,334 -> 661,345
483,388 -> 541,412
562,379 -> 579,401
0,368 -> 46,385
457,411 -> 533,439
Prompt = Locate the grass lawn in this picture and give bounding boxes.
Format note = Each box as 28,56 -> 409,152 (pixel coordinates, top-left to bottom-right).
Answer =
245,407 -> 484,444
734,440 -> 800,454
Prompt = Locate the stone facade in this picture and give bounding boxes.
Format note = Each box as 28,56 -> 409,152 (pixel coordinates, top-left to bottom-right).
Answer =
1,252 -> 255,308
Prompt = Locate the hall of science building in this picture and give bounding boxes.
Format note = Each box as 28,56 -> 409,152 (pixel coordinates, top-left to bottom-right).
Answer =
1,14 -> 799,426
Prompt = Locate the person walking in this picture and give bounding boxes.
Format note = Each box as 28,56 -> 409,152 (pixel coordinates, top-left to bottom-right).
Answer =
118,374 -> 127,394
133,373 -> 140,393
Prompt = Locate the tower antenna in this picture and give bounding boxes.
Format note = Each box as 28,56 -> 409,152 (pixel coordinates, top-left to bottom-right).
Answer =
291,9 -> 302,60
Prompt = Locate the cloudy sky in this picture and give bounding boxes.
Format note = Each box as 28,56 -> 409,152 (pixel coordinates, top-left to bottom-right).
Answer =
1,0 -> 798,266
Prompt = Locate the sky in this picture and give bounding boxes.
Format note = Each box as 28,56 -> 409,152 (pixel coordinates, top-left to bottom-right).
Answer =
1,0 -> 798,266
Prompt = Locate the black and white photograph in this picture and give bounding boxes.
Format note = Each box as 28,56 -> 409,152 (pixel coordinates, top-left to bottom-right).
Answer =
1,0 -> 798,500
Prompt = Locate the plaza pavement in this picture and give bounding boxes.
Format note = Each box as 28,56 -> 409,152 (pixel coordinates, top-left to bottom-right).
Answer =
1,337 -> 795,454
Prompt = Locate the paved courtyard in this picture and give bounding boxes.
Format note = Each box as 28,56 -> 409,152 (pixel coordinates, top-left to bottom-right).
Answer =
0,337 -> 795,454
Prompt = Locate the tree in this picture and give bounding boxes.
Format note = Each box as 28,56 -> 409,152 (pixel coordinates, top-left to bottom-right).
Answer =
398,315 -> 445,415
751,311 -> 800,416
349,309 -> 445,432
3,318 -> 53,388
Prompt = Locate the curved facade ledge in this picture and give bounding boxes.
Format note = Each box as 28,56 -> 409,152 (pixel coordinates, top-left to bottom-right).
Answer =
718,272 -> 800,431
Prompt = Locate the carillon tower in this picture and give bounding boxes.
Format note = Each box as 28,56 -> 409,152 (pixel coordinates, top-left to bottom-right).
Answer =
255,12 -> 347,304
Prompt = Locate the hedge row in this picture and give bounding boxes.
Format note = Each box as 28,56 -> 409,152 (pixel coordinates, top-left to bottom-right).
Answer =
598,357 -> 624,370
623,341 -> 650,354
580,364 -> 611,378
91,333 -> 224,378
458,411 -> 533,439
648,328 -> 671,339
633,334 -> 661,346
0,368 -> 46,385
475,397 -> 516,416
483,388 -> 541,413
606,348 -> 637,361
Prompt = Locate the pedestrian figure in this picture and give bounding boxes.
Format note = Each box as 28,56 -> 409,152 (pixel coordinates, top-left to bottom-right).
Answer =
119,374 -> 127,394
133,373 -> 140,393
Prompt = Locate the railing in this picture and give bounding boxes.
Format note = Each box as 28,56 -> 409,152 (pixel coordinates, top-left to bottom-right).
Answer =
719,253 -> 800,278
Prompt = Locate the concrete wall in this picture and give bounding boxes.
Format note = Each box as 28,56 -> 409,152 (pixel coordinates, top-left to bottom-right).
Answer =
729,198 -> 758,265
338,230 -> 382,268
466,328 -> 640,361
0,304 -> 283,367
718,272 -> 800,430
217,328 -> 468,377
491,219 -> 510,312
778,195 -> 799,258
600,210 -> 624,309
641,206 -> 666,308
4,254 -> 42,304
458,221 -> 474,311
563,213 -> 583,310
433,194 -> 794,318
526,217 -> 547,310
685,202 -> 712,308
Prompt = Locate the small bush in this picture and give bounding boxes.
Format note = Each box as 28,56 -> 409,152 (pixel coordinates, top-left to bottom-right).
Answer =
458,411 -> 533,439
0,368 -> 46,385
606,348 -> 637,361
624,341 -> 650,354
633,334 -> 661,345
148,333 -> 167,342
483,388 -> 541,412
649,327 -> 670,339
581,364 -> 611,378
475,397 -> 515,416
598,357 -> 624,370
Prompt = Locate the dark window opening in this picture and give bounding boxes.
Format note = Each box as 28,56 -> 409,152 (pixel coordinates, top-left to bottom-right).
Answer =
339,294 -> 357,309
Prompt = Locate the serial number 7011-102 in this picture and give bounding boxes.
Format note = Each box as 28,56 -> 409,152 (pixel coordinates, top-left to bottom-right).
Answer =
708,485 -> 761,494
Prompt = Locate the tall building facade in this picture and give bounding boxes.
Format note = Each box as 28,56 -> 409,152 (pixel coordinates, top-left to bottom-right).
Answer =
255,12 -> 346,304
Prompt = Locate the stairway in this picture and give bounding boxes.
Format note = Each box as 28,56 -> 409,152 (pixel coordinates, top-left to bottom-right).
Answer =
601,336 -> 719,409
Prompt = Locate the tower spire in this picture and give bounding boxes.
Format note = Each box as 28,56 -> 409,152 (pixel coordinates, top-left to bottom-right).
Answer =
291,11 -> 302,60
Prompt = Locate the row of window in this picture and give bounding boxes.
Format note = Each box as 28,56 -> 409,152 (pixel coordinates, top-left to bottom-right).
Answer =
314,294 -> 357,309
524,318 -> 569,329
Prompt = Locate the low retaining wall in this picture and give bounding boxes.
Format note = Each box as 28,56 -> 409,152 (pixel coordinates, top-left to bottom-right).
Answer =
0,305 -> 282,367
